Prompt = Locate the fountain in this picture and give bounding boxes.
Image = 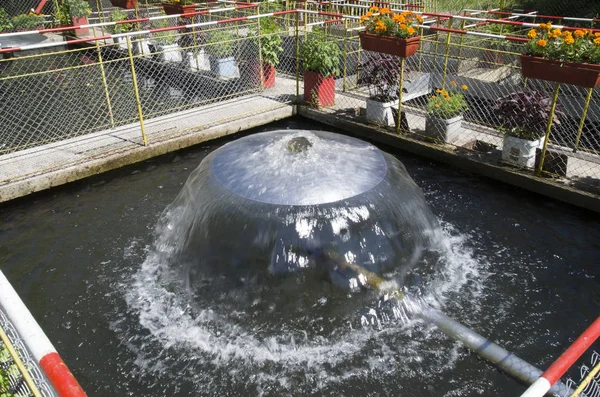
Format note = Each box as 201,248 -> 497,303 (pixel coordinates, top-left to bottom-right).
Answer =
155,129 -> 439,299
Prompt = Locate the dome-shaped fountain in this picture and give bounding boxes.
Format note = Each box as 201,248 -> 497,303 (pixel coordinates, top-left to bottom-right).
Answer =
158,129 -> 438,296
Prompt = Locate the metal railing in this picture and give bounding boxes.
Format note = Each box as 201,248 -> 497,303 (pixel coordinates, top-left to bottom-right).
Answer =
0,1 -> 599,198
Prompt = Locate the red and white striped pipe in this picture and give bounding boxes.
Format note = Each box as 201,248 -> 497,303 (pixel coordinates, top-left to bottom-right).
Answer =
521,316 -> 600,397
0,270 -> 87,397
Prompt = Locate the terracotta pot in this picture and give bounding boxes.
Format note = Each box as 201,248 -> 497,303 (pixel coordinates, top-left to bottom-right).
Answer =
520,55 -> 600,88
358,33 -> 420,58
304,71 -> 335,107
110,0 -> 137,8
71,16 -> 89,36
261,62 -> 276,88
161,3 -> 196,15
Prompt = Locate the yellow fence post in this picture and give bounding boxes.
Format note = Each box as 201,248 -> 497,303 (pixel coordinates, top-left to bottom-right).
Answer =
256,7 -> 265,90
93,32 -> 115,128
441,17 -> 453,90
535,82 -> 561,177
396,57 -> 406,134
126,36 -> 148,146
295,11 -> 300,102
573,87 -> 593,153
342,19 -> 348,92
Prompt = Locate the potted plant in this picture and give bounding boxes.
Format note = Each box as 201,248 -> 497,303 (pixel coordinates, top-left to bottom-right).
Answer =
358,55 -> 401,126
495,91 -> 563,168
11,12 -> 46,32
55,0 -> 92,36
248,17 -> 283,88
424,82 -> 468,144
150,27 -> 182,63
207,30 -> 238,79
359,7 -> 422,57
521,23 -> 600,88
111,0 -> 137,9
108,9 -> 132,49
0,8 -> 12,33
162,0 -> 196,15
300,30 -> 342,107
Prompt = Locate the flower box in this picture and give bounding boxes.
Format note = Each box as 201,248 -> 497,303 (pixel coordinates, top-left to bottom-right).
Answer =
110,0 -> 137,8
520,55 -> 600,88
424,114 -> 463,144
502,135 -> 543,168
365,97 -> 398,126
304,71 -> 335,107
359,33 -> 420,58
161,3 -> 196,15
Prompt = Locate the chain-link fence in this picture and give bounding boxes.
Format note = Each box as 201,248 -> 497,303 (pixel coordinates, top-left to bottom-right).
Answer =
1,1 -> 600,197
0,308 -> 56,397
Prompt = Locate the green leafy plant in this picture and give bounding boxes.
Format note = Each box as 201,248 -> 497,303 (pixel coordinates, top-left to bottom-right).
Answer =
55,0 -> 92,25
0,9 -> 14,33
108,10 -> 132,34
427,82 -> 469,119
1,343 -> 28,397
207,30 -> 236,58
494,91 -> 563,141
12,12 -> 46,31
360,8 -> 422,38
300,31 -> 342,77
525,23 -> 600,64
248,17 -> 283,66
151,19 -> 179,45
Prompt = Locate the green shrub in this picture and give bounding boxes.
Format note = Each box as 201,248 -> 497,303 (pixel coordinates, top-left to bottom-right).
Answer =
300,31 -> 342,77
0,8 -> 14,32
207,30 -> 236,58
109,10 -> 132,34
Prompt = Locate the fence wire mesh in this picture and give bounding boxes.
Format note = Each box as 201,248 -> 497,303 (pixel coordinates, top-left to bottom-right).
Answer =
0,309 -> 56,397
1,0 -> 600,198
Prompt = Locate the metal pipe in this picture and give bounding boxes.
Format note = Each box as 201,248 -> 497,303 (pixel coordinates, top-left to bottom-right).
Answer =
574,88 -> 594,153
126,36 -> 148,146
396,57 -> 405,134
417,306 -> 575,397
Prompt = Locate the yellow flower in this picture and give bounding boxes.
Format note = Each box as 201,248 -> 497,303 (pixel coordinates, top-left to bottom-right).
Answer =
436,89 -> 442,93
594,37 -> 600,46
574,29 -> 585,38
595,32 -> 600,38
527,29 -> 537,39
379,7 -> 391,15
450,80 -> 457,85
369,6 -> 379,12
406,27 -> 416,35
564,36 -> 574,45
549,29 -> 562,39
416,15 -> 424,23
399,23 -> 406,29
434,104 -> 440,108
536,39 -> 547,47
375,20 -> 387,33
561,30 -> 572,38
461,84 -> 468,90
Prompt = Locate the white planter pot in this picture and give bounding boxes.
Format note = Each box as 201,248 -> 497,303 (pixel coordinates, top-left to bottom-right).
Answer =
187,49 -> 210,71
155,43 -> 182,63
365,98 -> 399,126
502,135 -> 544,168
210,56 -> 239,79
113,36 -> 129,50
424,114 -> 463,144
134,39 -> 152,56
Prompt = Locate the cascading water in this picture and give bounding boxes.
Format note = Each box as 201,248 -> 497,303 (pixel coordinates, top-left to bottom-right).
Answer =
123,129 -> 485,394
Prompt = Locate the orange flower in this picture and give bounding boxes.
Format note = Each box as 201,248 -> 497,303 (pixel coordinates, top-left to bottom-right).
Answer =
394,14 -> 406,24
536,39 -> 547,47
538,23 -> 551,31
595,32 -> 600,38
549,28 -> 562,39
461,84 -> 468,90
595,37 -> 600,46
574,29 -> 585,38
406,27 -> 416,35
527,29 -> 537,39
451,80 -> 457,85
369,6 -> 379,12
399,23 -> 406,29
434,104 -> 440,108
375,20 -> 386,33
416,15 -> 424,23
564,36 -> 574,45
561,30 -> 572,38
379,7 -> 391,15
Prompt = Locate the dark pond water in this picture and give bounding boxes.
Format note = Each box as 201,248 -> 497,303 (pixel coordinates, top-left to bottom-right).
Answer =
1,117 -> 599,396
